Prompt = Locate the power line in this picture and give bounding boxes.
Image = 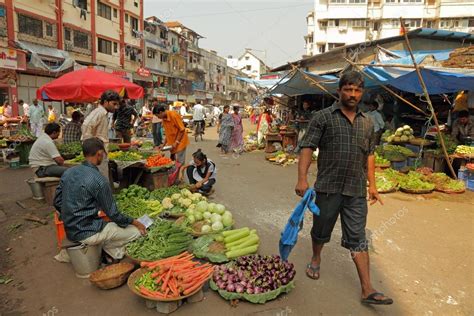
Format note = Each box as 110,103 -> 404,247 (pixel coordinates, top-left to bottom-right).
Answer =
173,3 -> 313,19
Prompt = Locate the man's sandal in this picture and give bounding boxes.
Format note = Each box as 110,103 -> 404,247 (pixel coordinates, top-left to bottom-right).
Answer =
306,263 -> 320,280
361,292 -> 393,305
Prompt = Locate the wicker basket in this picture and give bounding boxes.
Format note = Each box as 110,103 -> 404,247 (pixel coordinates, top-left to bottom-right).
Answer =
89,262 -> 136,290
399,187 -> 434,194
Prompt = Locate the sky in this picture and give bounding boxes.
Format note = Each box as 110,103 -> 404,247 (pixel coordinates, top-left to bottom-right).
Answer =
143,0 -> 314,69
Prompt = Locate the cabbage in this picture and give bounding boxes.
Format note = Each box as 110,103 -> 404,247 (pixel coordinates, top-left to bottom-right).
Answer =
185,209 -> 194,216
193,193 -> 203,200
188,204 -> 196,210
201,225 -> 211,233
195,212 -> 203,221
207,203 -> 217,213
210,214 -> 222,224
223,210 -> 232,218
403,125 -> 410,130
211,221 -> 224,231
188,215 -> 196,224
400,135 -> 409,142
222,213 -> 233,227
196,201 -> 208,213
181,198 -> 192,207
203,211 -> 212,219
181,188 -> 192,197
162,197 -> 173,209
403,130 -> 411,136
214,204 -> 226,215
171,193 -> 182,201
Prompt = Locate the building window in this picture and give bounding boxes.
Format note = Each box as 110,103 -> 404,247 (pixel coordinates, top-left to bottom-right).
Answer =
246,65 -> 251,71
402,0 -> 422,2
125,14 -> 129,23
349,0 -> 366,3
113,8 -> 117,18
130,16 -> 139,31
245,56 -> 249,60
469,18 -> 474,27
423,20 -> 437,28
385,0 -> 398,2
328,19 -> 340,27
391,19 -> 400,27
404,19 -> 421,28
98,38 -> 112,55
330,0 -> 346,3
319,21 -> 328,29
97,1 -> 112,20
147,48 -> 156,59
18,14 -> 43,38
172,38 -> 176,46
134,0 -> 139,7
113,42 -> 118,53
327,42 -> 345,50
74,31 -> 89,49
65,28 -> 71,41
45,23 -> 53,37
76,0 -> 88,10
318,45 -> 326,53
349,19 -> 367,28
160,53 -> 168,63
160,29 -> 167,39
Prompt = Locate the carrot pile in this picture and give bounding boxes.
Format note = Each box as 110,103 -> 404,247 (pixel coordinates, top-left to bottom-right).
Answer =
146,154 -> 173,168
135,252 -> 214,299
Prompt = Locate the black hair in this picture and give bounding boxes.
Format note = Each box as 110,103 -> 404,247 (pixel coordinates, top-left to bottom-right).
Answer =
458,110 -> 469,118
192,149 -> 207,162
82,137 -> 105,157
339,71 -> 364,89
19,99 -> 24,104
153,105 -> 166,115
72,111 -> 82,121
44,123 -> 60,135
100,90 -> 120,105
223,105 -> 230,110
233,106 -> 239,112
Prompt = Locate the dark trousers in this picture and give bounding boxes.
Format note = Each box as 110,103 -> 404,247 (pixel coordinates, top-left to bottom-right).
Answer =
152,122 -> 163,146
116,129 -> 132,143
36,165 -> 68,178
186,166 -> 215,193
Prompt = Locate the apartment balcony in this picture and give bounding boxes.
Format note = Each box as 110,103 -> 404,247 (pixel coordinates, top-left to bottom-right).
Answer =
187,62 -> 206,74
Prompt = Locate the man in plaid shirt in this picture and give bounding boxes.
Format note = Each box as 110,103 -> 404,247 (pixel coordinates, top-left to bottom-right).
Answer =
63,111 -> 83,144
295,71 -> 392,305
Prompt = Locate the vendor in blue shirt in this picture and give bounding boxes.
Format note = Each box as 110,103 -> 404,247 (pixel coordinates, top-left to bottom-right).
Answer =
54,137 -> 146,261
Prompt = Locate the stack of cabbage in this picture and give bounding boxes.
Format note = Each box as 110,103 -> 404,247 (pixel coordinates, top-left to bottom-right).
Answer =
181,200 -> 234,234
161,188 -> 207,216
386,125 -> 414,143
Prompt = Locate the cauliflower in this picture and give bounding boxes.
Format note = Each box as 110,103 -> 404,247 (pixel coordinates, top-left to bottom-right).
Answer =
171,193 -> 181,202
180,188 -> 192,198
162,197 -> 174,209
181,198 -> 192,208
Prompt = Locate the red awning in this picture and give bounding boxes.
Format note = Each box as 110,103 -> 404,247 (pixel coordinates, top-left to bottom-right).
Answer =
37,67 -> 144,102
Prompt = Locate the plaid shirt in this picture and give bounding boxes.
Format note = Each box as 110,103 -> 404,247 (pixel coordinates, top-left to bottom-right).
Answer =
113,105 -> 138,131
300,102 -> 375,197
54,161 -> 133,241
63,121 -> 82,144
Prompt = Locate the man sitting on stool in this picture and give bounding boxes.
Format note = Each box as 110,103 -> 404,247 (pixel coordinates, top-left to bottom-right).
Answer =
54,138 -> 146,261
29,123 -> 68,178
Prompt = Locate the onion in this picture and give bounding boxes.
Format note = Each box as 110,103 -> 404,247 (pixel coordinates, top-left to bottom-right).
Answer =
235,284 -> 244,293
226,283 -> 235,292
217,280 -> 227,289
221,274 -> 228,282
281,277 -> 289,285
246,288 -> 254,294
254,286 -> 262,294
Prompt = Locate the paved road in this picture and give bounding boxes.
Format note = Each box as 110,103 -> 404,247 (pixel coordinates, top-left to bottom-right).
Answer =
1,120 -> 473,315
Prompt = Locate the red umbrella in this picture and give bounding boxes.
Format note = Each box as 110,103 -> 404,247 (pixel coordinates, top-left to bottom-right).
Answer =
37,68 -> 144,102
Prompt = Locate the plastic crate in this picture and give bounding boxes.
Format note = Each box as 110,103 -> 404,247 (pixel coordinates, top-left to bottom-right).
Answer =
405,144 -> 421,154
391,159 -> 407,170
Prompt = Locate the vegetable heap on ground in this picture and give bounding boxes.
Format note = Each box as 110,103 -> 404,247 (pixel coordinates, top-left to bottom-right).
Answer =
220,227 -> 259,259
149,185 -> 182,202
141,141 -> 154,150
212,255 -> 295,294
425,172 -> 465,192
375,172 -> 397,192
374,152 -> 390,166
108,143 -> 119,152
108,151 -> 143,161
382,145 -> 416,161
135,252 -> 213,299
399,171 -> 435,191
145,154 -> 173,168
161,188 -> 207,217
176,194 -> 234,234
385,125 -> 414,143
267,151 -> 298,166
69,153 -> 85,163
127,220 -> 193,261
117,197 -> 162,218
116,184 -> 150,200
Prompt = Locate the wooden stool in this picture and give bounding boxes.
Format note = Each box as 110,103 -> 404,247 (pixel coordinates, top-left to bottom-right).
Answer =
35,177 -> 61,206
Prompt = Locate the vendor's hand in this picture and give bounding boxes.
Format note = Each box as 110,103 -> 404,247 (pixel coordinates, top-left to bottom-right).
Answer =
171,142 -> 178,151
295,180 -> 309,197
196,181 -> 203,189
132,220 -> 147,236
368,186 -> 383,206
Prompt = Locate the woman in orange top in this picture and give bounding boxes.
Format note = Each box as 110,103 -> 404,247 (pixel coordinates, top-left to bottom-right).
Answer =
153,105 -> 189,166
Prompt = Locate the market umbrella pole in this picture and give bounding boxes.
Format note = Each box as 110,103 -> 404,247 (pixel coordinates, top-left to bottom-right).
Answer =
344,57 -> 429,117
400,18 -> 457,179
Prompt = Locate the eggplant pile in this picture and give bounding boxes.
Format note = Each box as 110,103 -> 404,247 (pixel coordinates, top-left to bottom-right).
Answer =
212,255 -> 296,294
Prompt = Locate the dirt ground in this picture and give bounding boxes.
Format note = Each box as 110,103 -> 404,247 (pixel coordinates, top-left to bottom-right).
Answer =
1,119 -> 473,316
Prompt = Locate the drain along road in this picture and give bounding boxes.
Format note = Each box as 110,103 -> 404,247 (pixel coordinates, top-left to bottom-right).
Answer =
1,120 -> 473,316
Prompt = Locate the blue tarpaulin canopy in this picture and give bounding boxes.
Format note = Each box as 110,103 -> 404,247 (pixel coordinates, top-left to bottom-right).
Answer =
269,70 -> 338,96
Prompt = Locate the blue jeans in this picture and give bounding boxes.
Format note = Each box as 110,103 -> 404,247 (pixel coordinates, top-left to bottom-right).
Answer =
152,122 -> 162,146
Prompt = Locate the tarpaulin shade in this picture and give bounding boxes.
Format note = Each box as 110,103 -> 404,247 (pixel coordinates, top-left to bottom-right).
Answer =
37,68 -> 144,102
269,71 -> 338,96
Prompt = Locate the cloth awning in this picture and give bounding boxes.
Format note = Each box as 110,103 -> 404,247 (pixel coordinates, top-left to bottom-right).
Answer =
269,71 -> 338,96
17,41 -> 74,73
37,67 -> 144,102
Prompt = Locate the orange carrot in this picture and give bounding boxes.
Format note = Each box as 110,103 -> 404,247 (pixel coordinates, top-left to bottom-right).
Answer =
161,265 -> 173,292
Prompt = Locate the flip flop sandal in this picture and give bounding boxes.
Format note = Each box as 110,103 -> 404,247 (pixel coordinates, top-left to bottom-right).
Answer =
361,292 -> 394,305
306,263 -> 320,280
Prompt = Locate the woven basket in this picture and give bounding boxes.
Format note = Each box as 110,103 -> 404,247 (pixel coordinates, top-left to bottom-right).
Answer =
89,262 -> 135,290
400,187 -> 434,194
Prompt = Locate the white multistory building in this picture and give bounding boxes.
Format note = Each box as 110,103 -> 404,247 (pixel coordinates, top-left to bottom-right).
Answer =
227,49 -> 269,79
305,0 -> 474,56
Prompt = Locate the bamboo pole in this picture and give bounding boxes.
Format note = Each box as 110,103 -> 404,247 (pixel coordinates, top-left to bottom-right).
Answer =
290,64 -> 339,100
399,18 -> 457,178
353,63 -> 423,69
344,57 -> 429,116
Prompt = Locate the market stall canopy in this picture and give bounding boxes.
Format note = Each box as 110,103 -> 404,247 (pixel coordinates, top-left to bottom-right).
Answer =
37,68 -> 144,102
363,65 -> 474,94
236,77 -> 286,89
268,70 -> 338,96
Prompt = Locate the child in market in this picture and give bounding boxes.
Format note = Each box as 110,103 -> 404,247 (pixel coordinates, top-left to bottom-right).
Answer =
179,149 -> 216,195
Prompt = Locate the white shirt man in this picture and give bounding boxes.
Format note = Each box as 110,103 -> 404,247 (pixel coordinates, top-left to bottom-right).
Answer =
28,100 -> 45,137
193,103 -> 205,121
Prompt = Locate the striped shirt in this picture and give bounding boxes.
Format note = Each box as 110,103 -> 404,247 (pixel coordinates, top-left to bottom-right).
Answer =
63,121 -> 82,144
300,102 -> 375,197
54,161 -> 133,241
81,105 -> 109,144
